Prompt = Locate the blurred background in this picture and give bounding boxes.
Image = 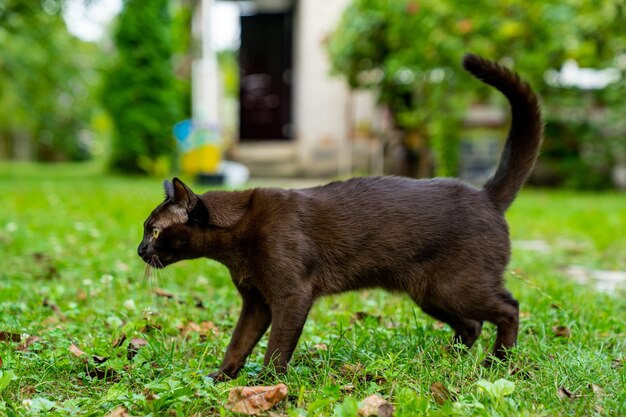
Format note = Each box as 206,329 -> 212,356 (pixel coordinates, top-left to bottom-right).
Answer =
1,0 -> 626,189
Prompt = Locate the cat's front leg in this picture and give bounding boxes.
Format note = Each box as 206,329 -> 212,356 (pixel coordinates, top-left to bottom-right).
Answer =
263,292 -> 313,374
209,287 -> 271,381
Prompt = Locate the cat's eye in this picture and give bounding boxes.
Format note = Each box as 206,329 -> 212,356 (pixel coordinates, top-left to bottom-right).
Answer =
152,228 -> 160,239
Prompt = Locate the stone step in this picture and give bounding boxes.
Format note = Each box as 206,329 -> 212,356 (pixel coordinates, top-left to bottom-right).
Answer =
232,141 -> 301,177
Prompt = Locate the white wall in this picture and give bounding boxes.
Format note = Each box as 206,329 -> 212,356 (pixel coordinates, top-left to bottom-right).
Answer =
292,0 -> 354,174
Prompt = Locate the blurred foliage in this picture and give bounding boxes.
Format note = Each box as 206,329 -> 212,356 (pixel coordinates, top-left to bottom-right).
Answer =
172,0 -> 194,119
218,50 -> 240,99
327,0 -> 626,184
102,0 -> 182,174
0,0 -> 100,161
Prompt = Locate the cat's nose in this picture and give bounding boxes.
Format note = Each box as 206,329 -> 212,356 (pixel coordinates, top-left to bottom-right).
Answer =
137,242 -> 148,259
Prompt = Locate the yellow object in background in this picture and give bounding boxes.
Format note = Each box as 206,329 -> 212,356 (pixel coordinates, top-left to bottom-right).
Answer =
181,144 -> 221,175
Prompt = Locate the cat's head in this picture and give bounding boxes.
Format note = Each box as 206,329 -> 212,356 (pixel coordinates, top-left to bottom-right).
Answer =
137,178 -> 247,268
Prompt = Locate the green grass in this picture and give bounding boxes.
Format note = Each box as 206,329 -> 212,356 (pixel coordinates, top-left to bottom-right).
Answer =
0,162 -> 624,416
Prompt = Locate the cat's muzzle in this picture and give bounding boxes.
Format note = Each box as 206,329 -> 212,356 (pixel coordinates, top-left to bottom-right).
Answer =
137,243 -> 163,268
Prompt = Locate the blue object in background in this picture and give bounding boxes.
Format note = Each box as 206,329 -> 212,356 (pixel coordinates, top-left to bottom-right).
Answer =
173,119 -> 194,150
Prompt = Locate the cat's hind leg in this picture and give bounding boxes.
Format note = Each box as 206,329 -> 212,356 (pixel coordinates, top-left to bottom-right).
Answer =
483,290 -> 519,362
420,303 -> 483,349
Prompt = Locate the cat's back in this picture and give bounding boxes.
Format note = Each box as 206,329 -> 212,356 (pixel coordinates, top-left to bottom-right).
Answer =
294,176 -> 507,241
305,176 -> 493,215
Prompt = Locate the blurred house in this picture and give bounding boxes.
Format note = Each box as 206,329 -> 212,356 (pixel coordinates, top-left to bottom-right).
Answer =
194,0 -> 380,177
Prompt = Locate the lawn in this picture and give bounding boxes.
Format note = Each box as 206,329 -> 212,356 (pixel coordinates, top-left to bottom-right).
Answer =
0,162 -> 624,416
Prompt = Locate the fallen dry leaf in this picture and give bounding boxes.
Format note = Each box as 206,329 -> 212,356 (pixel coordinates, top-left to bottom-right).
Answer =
193,296 -> 206,309
127,338 -> 148,360
92,355 -> 108,364
358,394 -> 394,417
17,336 -> 41,352
0,331 -> 22,343
341,383 -> 355,393
0,355 -> 3,368
352,311 -> 382,324
86,365 -> 120,381
225,384 -> 288,415
557,386 -> 580,400
112,334 -> 127,348
43,298 -> 67,321
76,288 -> 87,302
69,343 -> 87,358
339,363 -> 386,384
553,326 -> 571,338
178,321 -> 219,339
145,391 -> 160,401
153,288 -> 175,299
340,363 -> 365,376
105,405 -> 131,417
591,383 -> 604,398
430,382 -> 455,405
313,343 -> 328,351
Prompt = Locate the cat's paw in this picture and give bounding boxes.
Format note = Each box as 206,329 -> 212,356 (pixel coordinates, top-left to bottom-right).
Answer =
207,370 -> 230,382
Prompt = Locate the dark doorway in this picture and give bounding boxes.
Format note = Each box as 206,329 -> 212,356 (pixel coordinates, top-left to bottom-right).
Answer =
239,12 -> 293,141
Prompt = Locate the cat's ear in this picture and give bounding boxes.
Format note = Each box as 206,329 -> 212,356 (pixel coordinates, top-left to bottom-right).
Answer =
171,178 -> 198,210
163,179 -> 175,200
171,178 -> 211,224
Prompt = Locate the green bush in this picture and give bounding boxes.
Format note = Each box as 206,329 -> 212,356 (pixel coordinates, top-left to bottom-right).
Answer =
102,0 -> 181,174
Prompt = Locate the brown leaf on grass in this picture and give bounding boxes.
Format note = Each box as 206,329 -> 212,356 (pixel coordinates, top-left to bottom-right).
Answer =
153,288 -> 175,299
76,288 -> 87,302
92,355 -> 108,364
430,382 -> 456,405
32,253 -> 60,280
70,342 -> 108,363
0,355 -> 3,368
351,311 -> 382,324
341,383 -> 355,393
193,296 -> 206,309
553,326 -> 571,338
611,357 -> 625,369
43,298 -> 67,321
127,338 -> 148,360
225,383 -> 288,415
313,343 -> 328,351
339,363 -> 386,385
70,343 -> 87,358
358,394 -> 394,417
112,334 -> 127,348
177,321 -> 219,339
144,391 -> 160,401
340,363 -> 365,376
86,365 -> 120,381
70,343 -> 118,381
590,383 -> 604,398
557,386 -> 580,400
17,336 -> 41,352
0,331 -> 22,343
432,321 -> 446,330
105,405 -> 131,417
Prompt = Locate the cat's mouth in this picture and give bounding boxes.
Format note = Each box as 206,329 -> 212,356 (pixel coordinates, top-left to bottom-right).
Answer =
143,254 -> 169,269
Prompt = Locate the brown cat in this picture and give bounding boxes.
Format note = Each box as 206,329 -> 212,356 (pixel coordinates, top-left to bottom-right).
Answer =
137,54 -> 542,380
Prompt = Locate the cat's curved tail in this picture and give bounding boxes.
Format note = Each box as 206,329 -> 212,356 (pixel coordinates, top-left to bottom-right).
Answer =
463,54 -> 543,213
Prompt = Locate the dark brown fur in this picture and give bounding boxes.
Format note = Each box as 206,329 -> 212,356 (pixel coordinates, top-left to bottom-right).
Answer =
137,54 -> 543,380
